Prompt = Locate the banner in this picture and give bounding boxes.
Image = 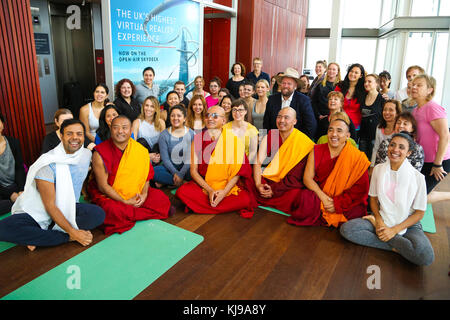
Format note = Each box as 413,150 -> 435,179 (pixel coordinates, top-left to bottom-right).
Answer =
110,0 -> 201,101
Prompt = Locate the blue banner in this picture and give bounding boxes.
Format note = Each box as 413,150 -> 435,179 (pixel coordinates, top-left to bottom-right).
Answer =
110,0 -> 200,101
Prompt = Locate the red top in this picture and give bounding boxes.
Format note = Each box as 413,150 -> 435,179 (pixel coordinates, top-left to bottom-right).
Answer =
335,85 -> 362,129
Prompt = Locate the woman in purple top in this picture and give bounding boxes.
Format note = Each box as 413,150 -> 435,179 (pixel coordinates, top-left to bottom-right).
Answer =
411,74 -> 450,194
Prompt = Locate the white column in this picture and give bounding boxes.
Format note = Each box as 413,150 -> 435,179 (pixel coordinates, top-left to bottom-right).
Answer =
328,0 -> 343,63
100,0 -> 113,97
228,0 -> 238,77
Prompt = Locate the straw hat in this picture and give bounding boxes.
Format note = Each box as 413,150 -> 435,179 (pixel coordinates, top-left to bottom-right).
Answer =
275,67 -> 302,86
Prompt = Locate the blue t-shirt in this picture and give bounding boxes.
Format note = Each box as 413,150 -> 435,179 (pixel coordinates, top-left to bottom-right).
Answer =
35,155 -> 91,202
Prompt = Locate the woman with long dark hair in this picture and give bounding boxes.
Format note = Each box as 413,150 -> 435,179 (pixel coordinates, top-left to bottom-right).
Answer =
335,63 -> 366,133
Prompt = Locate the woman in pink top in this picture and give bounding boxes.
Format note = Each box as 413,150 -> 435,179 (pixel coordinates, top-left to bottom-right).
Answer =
411,74 -> 450,194
205,77 -> 221,108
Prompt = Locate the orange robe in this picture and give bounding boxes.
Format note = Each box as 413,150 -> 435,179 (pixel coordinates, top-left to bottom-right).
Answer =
287,143 -> 370,227
176,129 -> 256,218
88,139 -> 170,235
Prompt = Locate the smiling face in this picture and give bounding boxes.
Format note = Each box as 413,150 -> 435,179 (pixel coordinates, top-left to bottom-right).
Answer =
209,81 -> 220,95
315,63 -> 325,76
327,119 -> 350,149
231,104 -> 247,121
387,136 -> 411,167
280,77 -> 297,98
380,76 -> 390,91
220,97 -> 232,113
110,117 -> 132,145
192,98 -> 204,115
276,107 -> 297,133
364,75 -> 378,92
395,117 -> 413,134
143,98 -> 156,119
170,108 -> 186,129
174,83 -> 186,100
255,81 -> 269,97
105,108 -> 119,128
233,64 -> 242,76
94,86 -> 108,103
120,81 -> 133,99
143,70 -> 154,85
327,63 -> 339,81
382,102 -> 398,123
328,94 -> 343,113
348,66 -> 362,83
243,84 -> 254,98
205,106 -> 225,129
194,77 -> 204,90
61,123 -> 85,154
167,92 -> 180,107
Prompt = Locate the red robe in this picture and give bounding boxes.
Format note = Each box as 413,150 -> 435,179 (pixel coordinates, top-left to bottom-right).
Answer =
175,129 -> 256,218
249,131 -> 308,214
88,139 -> 170,235
286,143 -> 369,227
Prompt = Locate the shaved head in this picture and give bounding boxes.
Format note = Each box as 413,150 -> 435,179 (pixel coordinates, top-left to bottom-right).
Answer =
278,106 -> 297,119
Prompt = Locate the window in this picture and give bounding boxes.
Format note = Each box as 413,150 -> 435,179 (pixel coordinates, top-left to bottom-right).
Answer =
410,0 -> 450,16
375,38 -> 388,73
430,33 -> 449,104
342,0 -> 383,28
381,0 -> 396,24
401,32 -> 434,88
303,38 -> 330,74
339,38 -> 378,73
307,0 -> 332,28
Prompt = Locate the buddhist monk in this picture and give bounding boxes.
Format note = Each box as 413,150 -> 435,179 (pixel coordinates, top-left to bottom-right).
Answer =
287,118 -> 370,227
175,106 -> 256,218
252,107 -> 315,214
88,115 -> 173,235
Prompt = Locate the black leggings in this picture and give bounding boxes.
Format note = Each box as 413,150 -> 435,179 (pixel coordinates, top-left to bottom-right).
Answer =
421,158 -> 450,194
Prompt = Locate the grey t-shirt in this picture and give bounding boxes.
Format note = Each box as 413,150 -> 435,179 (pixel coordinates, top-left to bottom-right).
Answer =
0,138 -> 15,187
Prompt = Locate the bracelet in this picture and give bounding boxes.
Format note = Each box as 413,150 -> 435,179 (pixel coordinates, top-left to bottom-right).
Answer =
432,163 -> 443,168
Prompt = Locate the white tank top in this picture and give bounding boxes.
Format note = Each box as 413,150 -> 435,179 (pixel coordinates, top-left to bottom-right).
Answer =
88,103 -> 100,137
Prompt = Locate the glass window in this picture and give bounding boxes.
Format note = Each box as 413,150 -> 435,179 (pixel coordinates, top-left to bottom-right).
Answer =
304,39 -> 330,74
339,38 -> 378,73
430,32 -> 449,104
381,0 -> 395,24
439,0 -> 450,15
375,38 -> 388,73
307,0 -> 332,28
411,0 -> 440,16
342,0 -> 383,28
401,32 -> 433,88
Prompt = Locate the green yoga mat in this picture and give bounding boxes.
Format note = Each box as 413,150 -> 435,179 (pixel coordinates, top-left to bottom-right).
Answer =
258,206 -> 290,217
259,204 -> 436,233
2,220 -> 203,300
421,204 -> 436,233
0,213 -> 15,253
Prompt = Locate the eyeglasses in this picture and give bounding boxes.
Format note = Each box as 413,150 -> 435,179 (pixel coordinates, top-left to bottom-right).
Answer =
205,113 -> 224,119
232,108 -> 246,113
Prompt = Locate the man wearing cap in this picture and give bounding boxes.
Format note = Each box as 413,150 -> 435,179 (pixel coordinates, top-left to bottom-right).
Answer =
263,67 -> 317,139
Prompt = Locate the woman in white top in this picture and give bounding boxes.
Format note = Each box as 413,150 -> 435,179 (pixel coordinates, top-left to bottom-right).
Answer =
79,83 -> 109,143
186,76 -> 210,101
132,96 -> 165,164
340,133 -> 434,266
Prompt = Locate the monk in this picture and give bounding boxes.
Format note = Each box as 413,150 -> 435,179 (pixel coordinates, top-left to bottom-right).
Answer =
176,106 -> 256,218
287,118 -> 370,227
88,115 -> 172,235
252,107 -> 315,214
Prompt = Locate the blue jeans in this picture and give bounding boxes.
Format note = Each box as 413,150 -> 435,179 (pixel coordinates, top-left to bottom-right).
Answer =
0,203 -> 105,247
340,218 -> 434,266
153,163 -> 191,186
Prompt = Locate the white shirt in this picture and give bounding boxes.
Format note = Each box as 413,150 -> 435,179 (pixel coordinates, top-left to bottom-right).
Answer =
281,92 -> 295,109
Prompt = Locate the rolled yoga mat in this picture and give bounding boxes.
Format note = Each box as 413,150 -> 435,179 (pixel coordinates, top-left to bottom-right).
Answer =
2,219 -> 204,300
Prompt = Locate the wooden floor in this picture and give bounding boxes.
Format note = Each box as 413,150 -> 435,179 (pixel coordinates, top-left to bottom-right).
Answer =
1,180 -> 449,300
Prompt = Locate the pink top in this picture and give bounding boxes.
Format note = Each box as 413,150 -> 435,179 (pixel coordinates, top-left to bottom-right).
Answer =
205,96 -> 219,108
412,100 -> 450,163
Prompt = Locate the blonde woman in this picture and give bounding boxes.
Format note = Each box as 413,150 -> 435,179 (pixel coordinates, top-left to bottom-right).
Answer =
186,76 -> 210,101
252,79 -> 269,130
411,74 -> 450,194
186,94 -> 207,130
311,62 -> 341,121
132,96 -> 166,164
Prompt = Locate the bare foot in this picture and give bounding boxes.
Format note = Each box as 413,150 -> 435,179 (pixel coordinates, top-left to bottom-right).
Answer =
27,245 -> 36,251
362,215 -> 376,227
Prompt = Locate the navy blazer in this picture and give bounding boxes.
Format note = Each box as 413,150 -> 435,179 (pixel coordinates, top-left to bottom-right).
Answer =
263,91 -> 317,139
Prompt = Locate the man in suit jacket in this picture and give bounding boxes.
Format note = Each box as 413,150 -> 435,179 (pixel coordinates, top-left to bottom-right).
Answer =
263,67 -> 317,139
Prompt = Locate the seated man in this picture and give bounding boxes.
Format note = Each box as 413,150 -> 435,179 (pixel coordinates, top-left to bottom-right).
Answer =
252,107 -> 315,214
0,119 -> 105,251
88,115 -> 172,235
176,106 -> 256,218
287,119 -> 370,227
